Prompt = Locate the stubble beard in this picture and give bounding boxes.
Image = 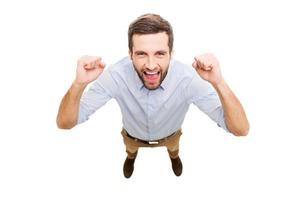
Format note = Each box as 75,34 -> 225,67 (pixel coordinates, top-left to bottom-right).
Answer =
133,64 -> 168,90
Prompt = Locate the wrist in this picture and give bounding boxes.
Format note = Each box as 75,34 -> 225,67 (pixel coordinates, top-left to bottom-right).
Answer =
212,78 -> 226,89
72,80 -> 88,91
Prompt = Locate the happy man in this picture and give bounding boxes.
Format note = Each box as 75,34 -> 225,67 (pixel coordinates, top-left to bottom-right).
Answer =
56,13 -> 249,178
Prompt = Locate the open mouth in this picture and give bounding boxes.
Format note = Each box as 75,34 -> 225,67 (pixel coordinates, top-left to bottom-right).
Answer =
143,71 -> 160,83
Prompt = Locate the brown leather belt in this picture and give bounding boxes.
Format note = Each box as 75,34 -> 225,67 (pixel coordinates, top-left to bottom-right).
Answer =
124,130 -> 177,145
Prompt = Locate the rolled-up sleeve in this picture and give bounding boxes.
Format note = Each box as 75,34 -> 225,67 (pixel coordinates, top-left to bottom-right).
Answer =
77,68 -> 116,124
185,73 -> 229,132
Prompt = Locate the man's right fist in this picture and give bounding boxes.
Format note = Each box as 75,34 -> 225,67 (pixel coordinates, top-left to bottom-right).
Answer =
74,56 -> 106,85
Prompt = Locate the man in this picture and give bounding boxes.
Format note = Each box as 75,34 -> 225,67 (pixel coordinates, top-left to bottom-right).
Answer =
56,14 -> 249,178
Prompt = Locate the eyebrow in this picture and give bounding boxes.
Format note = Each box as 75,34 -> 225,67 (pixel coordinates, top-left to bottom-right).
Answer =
134,51 -> 146,54
134,50 -> 168,54
156,50 -> 167,54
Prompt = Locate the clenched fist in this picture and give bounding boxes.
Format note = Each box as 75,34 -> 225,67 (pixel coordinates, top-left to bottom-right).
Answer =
74,56 -> 106,85
192,53 -> 223,86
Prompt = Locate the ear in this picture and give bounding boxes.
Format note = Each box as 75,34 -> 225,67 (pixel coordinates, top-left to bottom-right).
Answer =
128,49 -> 133,60
170,49 -> 174,58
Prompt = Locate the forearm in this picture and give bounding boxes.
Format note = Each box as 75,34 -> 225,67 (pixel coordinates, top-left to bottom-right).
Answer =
213,79 -> 249,136
56,82 -> 87,129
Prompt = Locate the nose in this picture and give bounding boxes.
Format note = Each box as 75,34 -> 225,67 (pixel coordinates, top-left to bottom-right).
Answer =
146,57 -> 157,70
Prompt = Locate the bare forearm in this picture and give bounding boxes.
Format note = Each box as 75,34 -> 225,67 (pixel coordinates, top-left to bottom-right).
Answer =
56,82 -> 87,129
213,79 -> 249,136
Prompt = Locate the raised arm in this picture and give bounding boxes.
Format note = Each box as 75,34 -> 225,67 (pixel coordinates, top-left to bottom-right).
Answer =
193,54 -> 249,136
56,56 -> 105,129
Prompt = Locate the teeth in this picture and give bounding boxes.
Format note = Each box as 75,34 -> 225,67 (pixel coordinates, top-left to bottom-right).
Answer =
145,71 -> 158,75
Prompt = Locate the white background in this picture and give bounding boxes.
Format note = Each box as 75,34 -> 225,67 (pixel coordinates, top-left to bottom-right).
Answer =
1,0 -> 299,199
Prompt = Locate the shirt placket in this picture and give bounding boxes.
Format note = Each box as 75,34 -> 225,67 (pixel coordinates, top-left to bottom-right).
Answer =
147,90 -> 158,141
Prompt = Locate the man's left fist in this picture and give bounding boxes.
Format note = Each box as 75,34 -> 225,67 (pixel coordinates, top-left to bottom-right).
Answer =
192,53 -> 223,86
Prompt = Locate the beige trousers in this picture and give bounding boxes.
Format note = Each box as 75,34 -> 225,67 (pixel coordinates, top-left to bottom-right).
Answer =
121,128 -> 182,159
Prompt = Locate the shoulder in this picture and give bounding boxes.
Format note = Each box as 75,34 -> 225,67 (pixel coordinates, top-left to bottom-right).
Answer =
170,59 -> 198,83
98,56 -> 133,84
107,56 -> 133,75
93,57 -> 132,92
95,56 -> 137,93
171,59 -> 215,100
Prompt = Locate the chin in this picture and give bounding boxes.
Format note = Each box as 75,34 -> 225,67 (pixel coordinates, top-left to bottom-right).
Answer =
144,83 -> 160,90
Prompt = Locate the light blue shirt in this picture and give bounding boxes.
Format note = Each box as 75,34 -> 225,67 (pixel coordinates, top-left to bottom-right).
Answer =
78,57 -> 228,140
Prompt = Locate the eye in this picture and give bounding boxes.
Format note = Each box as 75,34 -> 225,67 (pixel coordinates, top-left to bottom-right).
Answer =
156,51 -> 166,57
136,52 -> 146,56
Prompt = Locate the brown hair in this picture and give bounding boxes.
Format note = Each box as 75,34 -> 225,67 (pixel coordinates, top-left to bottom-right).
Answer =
128,13 -> 174,53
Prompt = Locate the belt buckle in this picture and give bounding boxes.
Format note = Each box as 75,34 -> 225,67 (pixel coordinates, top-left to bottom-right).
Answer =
148,141 -> 159,145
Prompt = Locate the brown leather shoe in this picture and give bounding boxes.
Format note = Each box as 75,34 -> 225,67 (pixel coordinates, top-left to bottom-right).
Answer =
170,156 -> 182,176
123,157 -> 136,178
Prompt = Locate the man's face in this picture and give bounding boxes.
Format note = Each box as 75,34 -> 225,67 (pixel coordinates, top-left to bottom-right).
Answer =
129,32 -> 172,90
